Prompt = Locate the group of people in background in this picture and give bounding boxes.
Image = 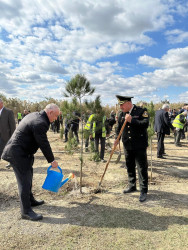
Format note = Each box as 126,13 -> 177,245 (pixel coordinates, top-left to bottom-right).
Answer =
17,109 -> 30,124
51,111 -> 63,133
154,103 -> 188,159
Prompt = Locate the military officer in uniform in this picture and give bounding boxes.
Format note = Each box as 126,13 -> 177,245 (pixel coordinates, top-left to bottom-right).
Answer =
114,95 -> 149,202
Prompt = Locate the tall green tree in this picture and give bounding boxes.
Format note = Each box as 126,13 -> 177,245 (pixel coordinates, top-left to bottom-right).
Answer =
64,74 -> 95,193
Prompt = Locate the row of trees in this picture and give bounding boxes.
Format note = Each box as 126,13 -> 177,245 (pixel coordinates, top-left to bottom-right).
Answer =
1,76 -> 185,118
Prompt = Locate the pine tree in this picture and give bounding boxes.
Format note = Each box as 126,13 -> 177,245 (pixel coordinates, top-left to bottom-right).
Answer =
64,74 -> 95,193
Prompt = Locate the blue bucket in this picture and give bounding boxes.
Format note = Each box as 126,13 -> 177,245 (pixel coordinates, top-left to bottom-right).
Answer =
42,166 -> 68,193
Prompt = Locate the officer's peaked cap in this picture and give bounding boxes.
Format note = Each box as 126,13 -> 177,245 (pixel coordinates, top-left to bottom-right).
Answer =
116,95 -> 133,105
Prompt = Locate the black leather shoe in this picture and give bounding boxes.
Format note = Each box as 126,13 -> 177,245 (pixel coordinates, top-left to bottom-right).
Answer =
31,199 -> 44,207
21,210 -> 43,221
123,186 -> 137,194
157,156 -> 166,159
139,192 -> 147,202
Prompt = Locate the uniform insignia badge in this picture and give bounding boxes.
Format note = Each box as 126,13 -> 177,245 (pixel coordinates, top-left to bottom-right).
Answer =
142,111 -> 148,117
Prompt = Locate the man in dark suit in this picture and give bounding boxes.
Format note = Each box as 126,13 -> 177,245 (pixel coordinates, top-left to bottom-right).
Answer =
2,103 -> 60,221
70,111 -> 80,143
115,95 -> 149,202
154,104 -> 174,159
0,98 -> 16,167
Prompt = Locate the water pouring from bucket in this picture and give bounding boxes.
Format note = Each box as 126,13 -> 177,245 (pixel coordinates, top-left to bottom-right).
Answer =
42,166 -> 74,193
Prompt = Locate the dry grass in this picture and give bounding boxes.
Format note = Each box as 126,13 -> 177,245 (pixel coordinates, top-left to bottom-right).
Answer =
0,131 -> 188,250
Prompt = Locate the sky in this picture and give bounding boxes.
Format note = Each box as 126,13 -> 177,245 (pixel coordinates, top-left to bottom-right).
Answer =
0,0 -> 188,106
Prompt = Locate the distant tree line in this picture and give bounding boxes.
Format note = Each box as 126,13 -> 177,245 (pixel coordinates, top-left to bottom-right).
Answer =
0,93 -> 115,118
0,92 -> 185,117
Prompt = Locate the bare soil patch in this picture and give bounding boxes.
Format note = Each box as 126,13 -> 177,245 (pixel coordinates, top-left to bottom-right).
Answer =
0,131 -> 188,249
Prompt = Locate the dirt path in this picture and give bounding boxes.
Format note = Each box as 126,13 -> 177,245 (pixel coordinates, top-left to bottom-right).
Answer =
0,131 -> 188,250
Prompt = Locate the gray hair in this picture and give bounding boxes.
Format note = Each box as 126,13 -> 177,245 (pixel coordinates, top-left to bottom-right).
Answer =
162,104 -> 170,110
45,103 -> 60,112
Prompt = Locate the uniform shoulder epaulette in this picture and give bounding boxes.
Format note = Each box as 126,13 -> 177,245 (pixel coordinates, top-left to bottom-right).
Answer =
142,108 -> 149,118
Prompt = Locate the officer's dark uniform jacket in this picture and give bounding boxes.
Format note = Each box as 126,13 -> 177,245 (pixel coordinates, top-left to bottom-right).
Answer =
2,110 -> 54,164
116,105 -> 149,149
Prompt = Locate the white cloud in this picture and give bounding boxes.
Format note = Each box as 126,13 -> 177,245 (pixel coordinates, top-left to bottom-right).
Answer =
61,0 -> 173,38
165,29 -> 188,44
179,91 -> 188,102
38,56 -> 68,75
0,0 -> 188,104
139,46 -> 188,69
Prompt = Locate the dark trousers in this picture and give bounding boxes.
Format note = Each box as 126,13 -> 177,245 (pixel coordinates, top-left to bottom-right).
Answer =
64,125 -> 70,141
53,122 -> 60,133
174,129 -> 182,145
12,156 -> 35,214
85,137 -> 89,148
0,137 -> 7,158
71,128 -> 79,143
95,134 -> 106,160
124,147 -> 148,193
85,137 -> 94,148
157,132 -> 165,157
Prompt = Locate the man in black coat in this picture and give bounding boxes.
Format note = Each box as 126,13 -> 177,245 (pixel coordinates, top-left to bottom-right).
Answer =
70,111 -> 80,143
154,104 -> 174,158
0,98 -> 16,169
115,95 -> 149,202
2,103 -> 60,221
0,98 -> 16,158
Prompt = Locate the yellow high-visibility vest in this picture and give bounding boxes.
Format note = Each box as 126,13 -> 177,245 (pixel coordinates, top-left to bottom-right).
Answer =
17,112 -> 22,120
85,114 -> 107,138
172,113 -> 186,129
92,116 -> 106,138
84,114 -> 95,130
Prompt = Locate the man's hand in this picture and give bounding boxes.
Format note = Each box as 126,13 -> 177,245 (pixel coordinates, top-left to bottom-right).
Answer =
51,160 -> 58,168
125,114 -> 132,123
114,139 -> 119,148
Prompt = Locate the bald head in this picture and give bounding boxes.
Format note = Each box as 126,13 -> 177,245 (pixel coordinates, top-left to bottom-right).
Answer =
44,103 -> 60,123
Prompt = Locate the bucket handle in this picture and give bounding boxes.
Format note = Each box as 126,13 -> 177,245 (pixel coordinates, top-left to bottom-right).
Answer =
47,165 -> 62,174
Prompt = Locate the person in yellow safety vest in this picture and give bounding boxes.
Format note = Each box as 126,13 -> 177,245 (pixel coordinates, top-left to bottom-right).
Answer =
17,112 -> 22,124
172,111 -> 187,147
85,109 -> 110,162
84,112 -> 94,152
